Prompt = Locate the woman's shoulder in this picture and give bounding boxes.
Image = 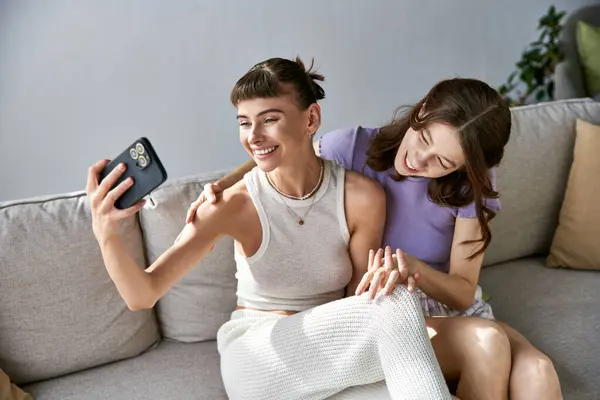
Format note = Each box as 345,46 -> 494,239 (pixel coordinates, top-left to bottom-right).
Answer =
188,180 -> 250,239
214,180 -> 252,213
325,158 -> 383,202
320,125 -> 379,145
318,126 -> 379,170
343,168 -> 386,225
344,168 -> 384,196
455,168 -> 502,218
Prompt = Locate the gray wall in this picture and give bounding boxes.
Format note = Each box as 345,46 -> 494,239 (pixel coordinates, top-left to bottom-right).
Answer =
0,0 -> 597,201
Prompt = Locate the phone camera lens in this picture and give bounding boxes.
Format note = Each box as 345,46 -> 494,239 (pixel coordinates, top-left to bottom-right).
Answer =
137,155 -> 148,168
136,143 -> 145,154
130,148 -> 138,159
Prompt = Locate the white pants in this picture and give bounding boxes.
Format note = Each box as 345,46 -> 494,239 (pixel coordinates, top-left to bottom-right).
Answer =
217,286 -> 451,400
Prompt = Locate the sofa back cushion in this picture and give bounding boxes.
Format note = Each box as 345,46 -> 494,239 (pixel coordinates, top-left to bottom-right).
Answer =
559,4 -> 600,97
0,192 -> 160,385
483,99 -> 600,266
139,171 -> 238,343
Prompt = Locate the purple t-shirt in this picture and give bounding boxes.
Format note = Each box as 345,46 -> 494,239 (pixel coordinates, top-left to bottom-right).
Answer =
318,126 -> 500,273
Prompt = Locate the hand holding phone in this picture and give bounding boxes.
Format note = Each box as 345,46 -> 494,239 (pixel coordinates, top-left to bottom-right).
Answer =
86,138 -> 168,243
98,137 -> 168,210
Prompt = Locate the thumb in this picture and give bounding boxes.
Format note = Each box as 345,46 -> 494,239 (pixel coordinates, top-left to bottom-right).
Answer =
115,199 -> 146,220
185,202 -> 196,223
213,182 -> 225,197
207,184 -> 219,203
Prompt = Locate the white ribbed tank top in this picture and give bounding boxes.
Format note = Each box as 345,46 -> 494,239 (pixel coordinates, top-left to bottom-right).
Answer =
235,159 -> 353,312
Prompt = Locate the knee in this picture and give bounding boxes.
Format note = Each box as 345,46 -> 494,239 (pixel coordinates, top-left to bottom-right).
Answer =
379,285 -> 421,313
472,319 -> 510,353
514,349 -> 558,383
376,285 -> 423,324
457,318 -> 511,362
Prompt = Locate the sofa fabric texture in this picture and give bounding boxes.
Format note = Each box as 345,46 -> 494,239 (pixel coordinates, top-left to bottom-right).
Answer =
1,99 -> 600,399
0,194 -> 160,386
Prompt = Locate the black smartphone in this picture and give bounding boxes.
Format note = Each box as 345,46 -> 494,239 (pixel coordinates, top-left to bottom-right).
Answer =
98,137 -> 168,210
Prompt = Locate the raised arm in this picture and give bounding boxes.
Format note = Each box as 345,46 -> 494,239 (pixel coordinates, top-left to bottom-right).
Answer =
87,159 -> 241,311
215,159 -> 256,194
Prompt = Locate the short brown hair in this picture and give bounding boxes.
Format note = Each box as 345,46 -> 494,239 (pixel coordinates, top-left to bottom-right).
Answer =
230,56 -> 325,109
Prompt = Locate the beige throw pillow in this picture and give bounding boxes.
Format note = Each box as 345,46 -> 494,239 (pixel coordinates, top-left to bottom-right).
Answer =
0,369 -> 32,400
547,119 -> 600,270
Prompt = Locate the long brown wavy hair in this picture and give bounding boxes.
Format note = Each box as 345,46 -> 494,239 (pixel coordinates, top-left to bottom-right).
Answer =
366,78 -> 512,259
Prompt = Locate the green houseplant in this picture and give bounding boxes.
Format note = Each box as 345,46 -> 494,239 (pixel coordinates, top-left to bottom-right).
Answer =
498,5 -> 567,106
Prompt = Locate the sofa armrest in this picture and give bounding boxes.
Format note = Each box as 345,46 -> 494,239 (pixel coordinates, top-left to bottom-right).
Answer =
554,60 -> 588,100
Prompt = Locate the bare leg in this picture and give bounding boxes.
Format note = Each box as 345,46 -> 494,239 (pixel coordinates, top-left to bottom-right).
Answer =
426,317 -> 511,400
497,322 -> 563,400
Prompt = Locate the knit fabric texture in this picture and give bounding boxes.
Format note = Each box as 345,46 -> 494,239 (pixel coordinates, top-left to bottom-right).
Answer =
217,286 -> 451,400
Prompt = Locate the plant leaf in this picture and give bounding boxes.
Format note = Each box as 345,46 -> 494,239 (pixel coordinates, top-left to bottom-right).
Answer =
499,6 -> 565,105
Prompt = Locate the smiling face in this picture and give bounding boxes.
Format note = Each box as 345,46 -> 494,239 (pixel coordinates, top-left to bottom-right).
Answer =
393,122 -> 465,178
237,95 -> 316,172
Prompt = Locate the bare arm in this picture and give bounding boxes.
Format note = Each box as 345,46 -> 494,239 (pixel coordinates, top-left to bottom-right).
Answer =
216,159 -> 255,191
408,217 -> 484,311
343,171 -> 386,297
101,190 -> 243,310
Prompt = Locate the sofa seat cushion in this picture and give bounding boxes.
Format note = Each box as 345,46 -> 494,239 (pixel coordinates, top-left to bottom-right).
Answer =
480,257 -> 600,398
22,340 -> 227,400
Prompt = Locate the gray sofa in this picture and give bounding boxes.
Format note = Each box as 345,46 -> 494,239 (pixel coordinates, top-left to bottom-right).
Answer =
1,98 -> 599,400
554,4 -> 600,101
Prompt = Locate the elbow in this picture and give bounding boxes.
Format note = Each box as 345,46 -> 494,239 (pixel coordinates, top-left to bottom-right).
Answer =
121,275 -> 159,311
126,299 -> 155,312
453,289 -> 478,312
453,299 -> 473,313
124,293 -> 157,311
442,277 -> 478,312
126,302 -> 148,312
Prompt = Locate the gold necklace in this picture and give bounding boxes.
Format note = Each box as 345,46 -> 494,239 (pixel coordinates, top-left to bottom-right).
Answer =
267,159 -> 324,201
266,159 -> 324,226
